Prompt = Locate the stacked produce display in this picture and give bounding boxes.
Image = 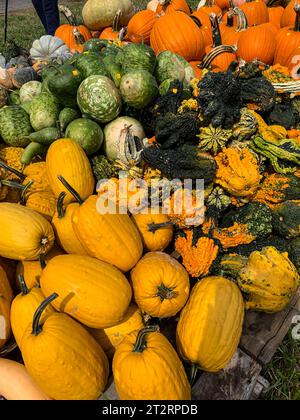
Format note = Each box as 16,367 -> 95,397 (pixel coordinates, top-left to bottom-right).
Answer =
0,0 -> 299,400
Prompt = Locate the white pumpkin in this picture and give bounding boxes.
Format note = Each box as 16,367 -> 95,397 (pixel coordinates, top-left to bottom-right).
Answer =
30,35 -> 71,62
19,81 -> 42,104
103,116 -> 145,160
82,0 -> 134,31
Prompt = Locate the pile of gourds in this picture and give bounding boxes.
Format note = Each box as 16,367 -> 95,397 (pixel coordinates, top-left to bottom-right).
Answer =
0,0 -> 299,403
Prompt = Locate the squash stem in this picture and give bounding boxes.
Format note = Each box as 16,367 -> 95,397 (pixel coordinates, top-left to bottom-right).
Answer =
39,253 -> 46,270
156,283 -> 177,301
294,4 -> 300,32
57,191 -> 67,218
20,180 -> 33,205
18,274 -> 30,295
32,293 -> 58,336
209,13 -> 222,48
58,4 -> 77,26
133,325 -> 160,353
147,221 -> 173,233
0,161 -> 26,180
56,120 -> 63,139
57,175 -> 84,205
0,179 -> 25,189
190,363 -> 199,386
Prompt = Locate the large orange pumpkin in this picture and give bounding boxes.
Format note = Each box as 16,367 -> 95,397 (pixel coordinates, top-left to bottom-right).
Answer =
150,11 -> 206,61
191,12 -> 213,47
55,5 -> 91,53
240,0 -> 269,26
127,10 -> 157,43
221,8 -> 248,45
156,0 -> 191,15
274,5 -> 300,67
237,23 -> 276,64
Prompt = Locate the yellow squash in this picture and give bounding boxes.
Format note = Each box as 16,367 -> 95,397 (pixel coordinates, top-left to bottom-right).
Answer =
89,304 -> 144,358
10,274 -> 54,349
51,192 -> 88,255
15,244 -> 64,290
176,276 -> 244,372
0,265 -> 13,349
113,325 -> 191,400
131,211 -> 173,252
46,139 -> 94,204
0,203 -> 55,261
40,254 -> 132,328
130,252 -> 190,318
21,294 -> 109,400
238,246 -> 299,312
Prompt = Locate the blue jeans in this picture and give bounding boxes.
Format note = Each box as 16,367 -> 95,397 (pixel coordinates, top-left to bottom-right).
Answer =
32,0 -> 60,36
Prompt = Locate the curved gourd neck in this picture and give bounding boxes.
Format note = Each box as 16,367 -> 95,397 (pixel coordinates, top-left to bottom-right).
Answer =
32,293 -> 58,336
234,7 -> 248,32
57,191 -> 67,218
133,325 -> 159,353
57,175 -> 84,205
209,13 -> 222,47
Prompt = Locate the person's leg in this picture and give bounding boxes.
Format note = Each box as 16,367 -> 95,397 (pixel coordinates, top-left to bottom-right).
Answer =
31,0 -> 48,32
43,0 -> 60,36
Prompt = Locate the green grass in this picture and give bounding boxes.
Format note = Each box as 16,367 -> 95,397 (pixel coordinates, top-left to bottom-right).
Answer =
0,0 -> 299,401
261,330 -> 300,400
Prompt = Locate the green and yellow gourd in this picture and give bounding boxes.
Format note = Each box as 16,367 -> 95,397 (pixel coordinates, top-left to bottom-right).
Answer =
238,247 -> 299,312
272,200 -> 300,239
21,293 -> 109,400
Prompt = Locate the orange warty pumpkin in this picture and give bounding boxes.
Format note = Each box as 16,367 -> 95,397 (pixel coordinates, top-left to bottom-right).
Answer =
240,0 -> 269,26
150,11 -> 206,61
274,5 -> 300,67
127,10 -> 157,44
237,23 -> 276,64
55,6 -> 91,53
156,0 -> 191,15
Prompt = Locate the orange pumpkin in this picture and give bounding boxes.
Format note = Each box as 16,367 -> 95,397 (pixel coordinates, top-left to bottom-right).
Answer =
222,8 -> 248,46
237,23 -> 275,64
199,0 -> 222,20
127,10 -> 157,43
150,11 -> 206,61
215,0 -> 230,10
281,0 -> 298,27
99,10 -> 122,41
191,12 -> 213,47
274,5 -> 300,67
189,61 -> 203,78
156,0 -> 191,15
240,0 -> 269,26
55,5 -> 91,53
203,13 -> 237,72
268,6 -> 284,29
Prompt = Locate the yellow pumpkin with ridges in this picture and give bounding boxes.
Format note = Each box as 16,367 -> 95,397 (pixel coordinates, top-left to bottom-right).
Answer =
89,304 -> 144,358
176,276 -> 244,372
46,139 -> 94,204
113,325 -> 191,400
21,294 -> 109,400
130,252 -> 190,318
40,254 -> 132,329
0,203 -> 55,261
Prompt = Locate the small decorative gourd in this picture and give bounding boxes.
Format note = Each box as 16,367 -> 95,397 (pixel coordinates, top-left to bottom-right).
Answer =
130,252 -> 190,318
113,325 -> 191,400
238,247 -> 299,312
176,276 -> 244,372
21,294 -> 109,400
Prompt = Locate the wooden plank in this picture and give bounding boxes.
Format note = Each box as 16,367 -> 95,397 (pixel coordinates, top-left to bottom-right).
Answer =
250,376 -> 270,400
191,349 -> 262,400
240,286 -> 300,365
